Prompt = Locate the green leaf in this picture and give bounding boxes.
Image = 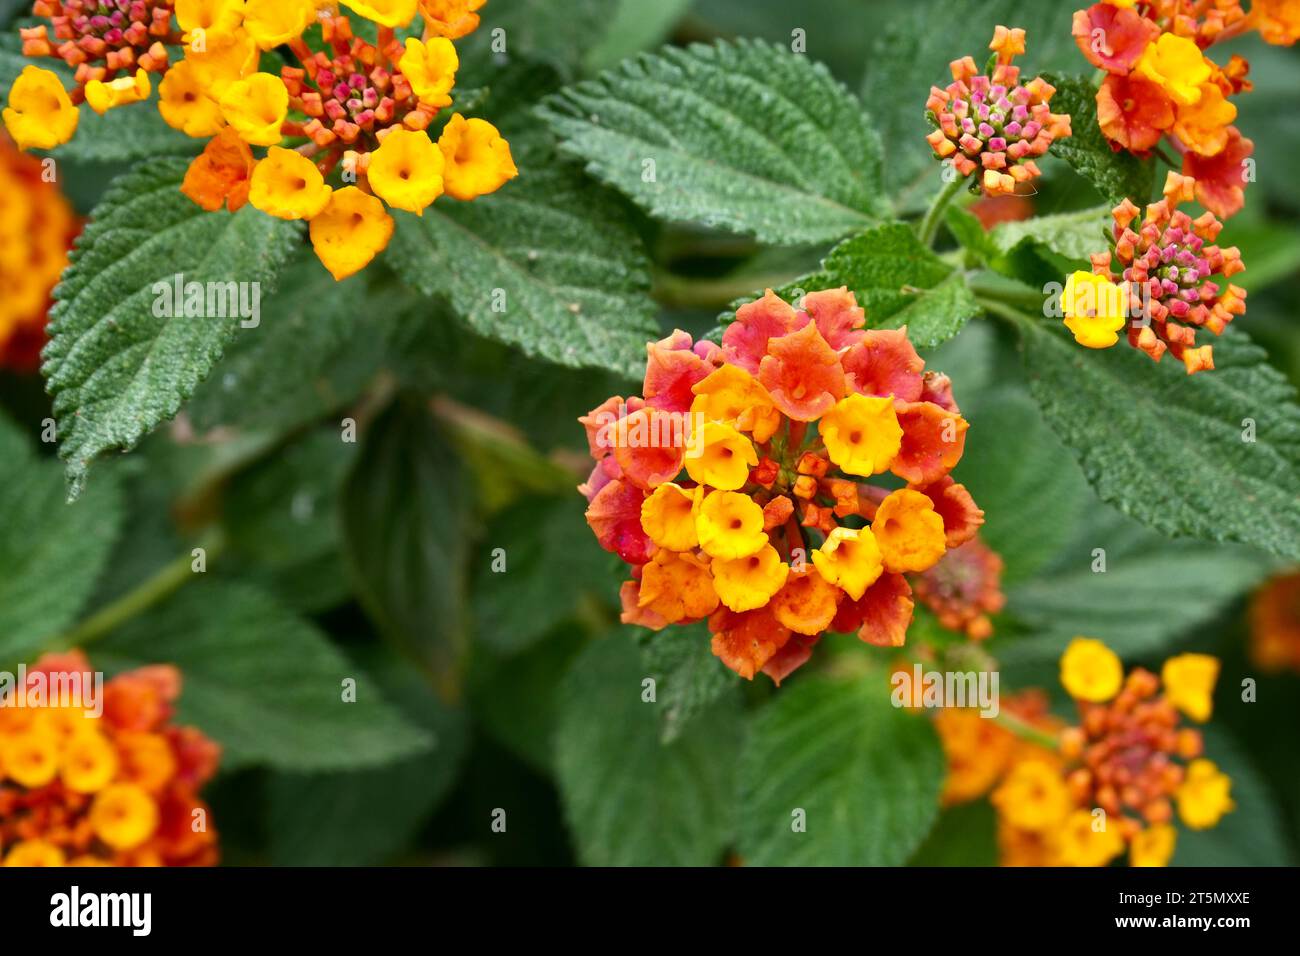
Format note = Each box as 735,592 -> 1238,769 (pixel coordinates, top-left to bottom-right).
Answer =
554,635 -> 741,865
540,39 -> 888,245
472,495 -> 612,654
716,222 -> 980,350
458,0 -> 621,79
909,799 -> 999,866
989,204 -> 1111,264
585,0 -> 691,73
0,415 -> 123,664
340,401 -> 472,690
640,624 -> 739,744
1043,74 -> 1155,206
0,36 -> 198,164
95,580 -> 433,771
386,152 -> 657,378
737,675 -> 945,865
43,158 -> 300,497
267,647 -> 468,866
1019,321 -> 1300,561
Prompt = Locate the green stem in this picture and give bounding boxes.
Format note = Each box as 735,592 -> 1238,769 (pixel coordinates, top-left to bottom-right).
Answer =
917,174 -> 968,248
652,269 -> 803,310
975,296 -> 1035,328
52,533 -> 226,651
995,709 -> 1060,750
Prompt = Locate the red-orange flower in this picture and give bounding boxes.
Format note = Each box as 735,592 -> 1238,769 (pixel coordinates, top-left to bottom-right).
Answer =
1096,73 -> 1175,152
179,126 -> 255,212
1182,126 -> 1254,219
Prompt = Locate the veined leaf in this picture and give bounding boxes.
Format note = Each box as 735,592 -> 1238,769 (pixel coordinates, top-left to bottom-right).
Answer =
989,205 -> 1111,264
639,624 -> 738,744
43,158 -> 300,497
540,39 -> 888,245
737,674 -> 944,865
1043,73 -> 1156,206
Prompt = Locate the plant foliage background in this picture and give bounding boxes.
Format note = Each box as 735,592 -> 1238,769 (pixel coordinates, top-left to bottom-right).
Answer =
1,0 -> 1298,866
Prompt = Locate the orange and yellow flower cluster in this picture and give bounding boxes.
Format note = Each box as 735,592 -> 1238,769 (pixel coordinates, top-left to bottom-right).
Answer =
1071,0 -> 1291,218
925,27 -> 1072,197
937,637 -> 1233,866
1062,171 -> 1245,372
581,288 -> 985,682
0,134 -> 78,372
3,1 -> 515,280
0,651 -> 221,867
911,536 -> 1005,641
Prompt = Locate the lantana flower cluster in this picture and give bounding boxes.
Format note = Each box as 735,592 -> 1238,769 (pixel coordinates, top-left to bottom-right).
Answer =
0,651 -> 221,867
925,26 -> 1072,197
0,133 -> 78,372
581,288 -> 985,683
936,638 -> 1233,867
1070,0 -> 1295,218
1062,171 -> 1245,373
2,0 -> 514,280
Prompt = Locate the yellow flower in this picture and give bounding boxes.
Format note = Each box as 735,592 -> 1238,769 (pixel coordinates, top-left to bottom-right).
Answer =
84,69 -> 151,115
343,0 -> 419,27
711,544 -> 789,613
811,526 -> 883,601
398,36 -> 458,108
249,147 -> 333,220
368,128 -> 444,213
696,490 -> 766,560
638,548 -> 718,622
690,364 -> 781,442
159,60 -> 226,137
220,72 -> 288,146
1173,82 -> 1237,157
185,28 -> 260,97
1062,271 -> 1126,348
871,488 -> 946,574
243,0 -> 315,49
684,421 -> 758,491
3,840 -> 66,867
2,730 -> 60,788
820,393 -> 903,477
640,482 -> 701,552
1129,824 -> 1177,867
175,0 -> 246,34
1057,809 -> 1125,867
437,113 -> 518,200
1060,637 -> 1123,702
1134,33 -> 1212,107
2,66 -> 79,151
90,783 -> 160,851
1161,653 -> 1219,722
61,731 -> 120,794
1176,759 -> 1234,829
992,759 -> 1072,832
308,186 -> 395,280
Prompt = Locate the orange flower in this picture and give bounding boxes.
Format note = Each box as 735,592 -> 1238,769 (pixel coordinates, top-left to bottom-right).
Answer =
180,127 -> 256,213
1097,73 -> 1175,152
1249,571 -> 1300,672
756,322 -> 847,421
1072,3 -> 1160,74
1182,126 -> 1254,219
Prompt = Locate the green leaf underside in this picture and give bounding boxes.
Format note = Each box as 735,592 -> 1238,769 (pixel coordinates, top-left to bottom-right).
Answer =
737,675 -> 944,865
0,416 -> 123,664
1020,322 -> 1300,561
96,581 -> 432,772
540,39 -> 888,245
554,636 -> 740,866
716,222 -> 978,349
387,159 -> 657,379
43,158 -> 300,498
1044,73 -> 1156,206
989,205 -> 1112,264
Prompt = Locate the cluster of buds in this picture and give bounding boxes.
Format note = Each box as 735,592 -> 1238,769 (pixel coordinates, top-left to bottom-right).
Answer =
925,26 -> 1071,197
580,288 -> 986,683
0,133 -> 79,371
911,536 -> 1006,640
945,637 -> 1234,867
1063,171 -> 1245,373
1249,570 -> 1300,673
18,0 -> 175,104
1071,0 -> 1272,217
0,652 -> 221,867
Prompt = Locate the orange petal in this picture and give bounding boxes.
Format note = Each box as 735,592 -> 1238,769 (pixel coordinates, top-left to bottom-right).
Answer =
770,567 -> 842,635
842,328 -> 924,401
585,478 -> 653,564
911,476 -> 985,548
761,633 -> 820,686
722,288 -> 806,373
800,286 -> 865,350
708,605 -> 792,680
757,322 -> 847,421
892,400 -> 968,484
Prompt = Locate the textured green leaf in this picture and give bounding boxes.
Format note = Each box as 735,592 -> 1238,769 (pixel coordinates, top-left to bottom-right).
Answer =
458,0 -> 620,79
340,401 -> 472,687
640,624 -> 738,744
1020,321 -> 1300,560
540,39 -> 888,244
1043,73 -> 1156,206
0,415 -> 123,664
0,36 -> 198,163
96,580 -> 432,771
989,205 -> 1111,264
386,154 -> 657,378
43,158 -> 300,497
737,675 -> 944,865
554,636 -> 741,866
